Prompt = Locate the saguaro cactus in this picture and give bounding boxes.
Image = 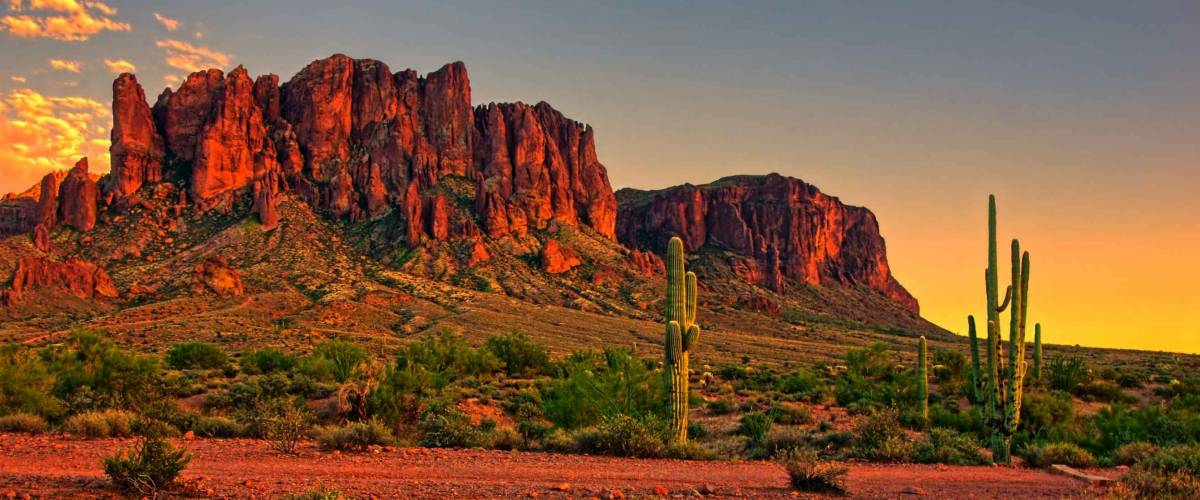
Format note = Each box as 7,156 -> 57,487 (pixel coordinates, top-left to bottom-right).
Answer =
918,336 -> 929,422
967,315 -> 983,404
983,195 -> 1031,463
664,236 -> 700,443
1033,323 -> 1043,383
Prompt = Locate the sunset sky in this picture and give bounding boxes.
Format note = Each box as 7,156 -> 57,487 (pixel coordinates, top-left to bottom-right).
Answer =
1,1 -> 1197,353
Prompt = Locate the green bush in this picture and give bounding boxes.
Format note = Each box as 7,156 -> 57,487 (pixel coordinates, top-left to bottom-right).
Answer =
310,340 -> 367,383
1121,445 -> 1200,499
368,331 -> 501,427
315,420 -> 395,451
0,344 -> 63,418
852,409 -> 914,462
43,331 -> 162,412
192,416 -> 245,438
103,437 -> 190,495
740,413 -> 773,444
1022,442 -> 1097,468
543,348 -> 664,429
1047,356 -> 1090,393
132,417 -> 180,438
418,402 -> 481,448
778,448 -> 847,495
252,397 -> 311,453
480,427 -> 523,451
65,410 -> 135,438
706,399 -> 734,415
572,414 -> 667,458
915,429 -> 990,465
485,332 -> 551,377
240,348 -> 298,375
1113,442 -> 1158,466
165,342 -> 227,370
0,412 -> 49,434
762,427 -> 810,458
777,368 -> 828,402
767,404 -> 812,425
1076,379 -> 1130,403
835,344 -> 917,411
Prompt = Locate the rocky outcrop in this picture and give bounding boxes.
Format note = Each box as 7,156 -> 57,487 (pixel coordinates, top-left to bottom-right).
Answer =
193,256 -> 245,296
107,74 -> 164,204
3,255 -> 117,306
616,174 -> 919,313
58,157 -> 99,231
541,239 -> 582,274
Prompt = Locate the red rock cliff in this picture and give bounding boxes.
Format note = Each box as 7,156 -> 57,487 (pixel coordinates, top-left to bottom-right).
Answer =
616,174 -> 918,313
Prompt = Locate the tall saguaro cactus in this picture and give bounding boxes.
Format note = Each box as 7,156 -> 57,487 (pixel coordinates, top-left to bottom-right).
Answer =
664,236 -> 700,443
983,195 -> 1031,463
918,336 -> 929,422
1033,323 -> 1043,383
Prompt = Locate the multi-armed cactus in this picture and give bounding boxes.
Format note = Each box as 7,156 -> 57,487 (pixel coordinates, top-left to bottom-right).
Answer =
1032,323 -> 1043,384
664,236 -> 700,443
918,336 -> 929,422
983,194 -> 1031,463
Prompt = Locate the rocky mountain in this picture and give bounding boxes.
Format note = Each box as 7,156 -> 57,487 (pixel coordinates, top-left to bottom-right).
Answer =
0,54 -> 940,353
617,174 -> 918,313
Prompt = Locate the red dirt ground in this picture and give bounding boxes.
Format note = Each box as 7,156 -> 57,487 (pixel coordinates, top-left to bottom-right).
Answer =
0,433 -> 1119,499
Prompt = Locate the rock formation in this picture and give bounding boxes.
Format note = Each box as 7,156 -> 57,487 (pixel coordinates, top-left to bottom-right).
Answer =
193,257 -> 245,296
107,73 -> 164,204
58,157 -> 99,231
3,255 -> 117,306
616,174 -> 919,313
541,239 -> 582,274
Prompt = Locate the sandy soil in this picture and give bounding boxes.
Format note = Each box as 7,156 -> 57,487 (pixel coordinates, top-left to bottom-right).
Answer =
0,433 -> 1119,499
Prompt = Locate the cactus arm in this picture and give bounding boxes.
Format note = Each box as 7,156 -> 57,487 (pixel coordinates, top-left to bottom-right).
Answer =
666,237 -> 686,325
997,285 -> 1012,313
685,271 -> 697,328
1033,323 -> 1042,382
665,321 -> 682,365
683,324 -> 700,351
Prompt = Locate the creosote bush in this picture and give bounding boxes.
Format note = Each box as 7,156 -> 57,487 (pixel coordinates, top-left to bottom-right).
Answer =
103,436 -> 190,495
572,414 -> 668,458
1021,442 -> 1096,468
315,420 -> 395,451
65,410 -> 135,438
0,413 -> 49,434
852,409 -> 914,462
165,342 -> 228,370
778,448 -> 848,495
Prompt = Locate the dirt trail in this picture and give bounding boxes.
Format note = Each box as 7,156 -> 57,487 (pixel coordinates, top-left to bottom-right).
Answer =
0,434 -> 1118,498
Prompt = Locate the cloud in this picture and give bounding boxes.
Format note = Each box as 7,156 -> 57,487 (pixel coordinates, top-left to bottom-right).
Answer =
0,87 -> 110,194
48,58 -> 81,72
1,0 -> 130,41
102,57 -> 134,73
152,12 -> 178,31
155,38 -> 231,73
163,74 -> 180,87
10,76 -> 27,83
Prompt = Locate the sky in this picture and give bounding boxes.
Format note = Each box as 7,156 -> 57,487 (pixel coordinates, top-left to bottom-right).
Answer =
1,0 -> 1197,353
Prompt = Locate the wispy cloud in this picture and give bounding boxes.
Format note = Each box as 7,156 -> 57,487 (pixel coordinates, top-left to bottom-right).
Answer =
1,0 -> 130,41
48,58 -> 81,72
0,87 -> 110,193
152,12 -> 178,31
102,57 -> 134,73
155,38 -> 231,73
10,75 -> 27,83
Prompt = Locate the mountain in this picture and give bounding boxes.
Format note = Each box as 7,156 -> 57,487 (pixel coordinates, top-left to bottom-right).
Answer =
0,54 -> 945,361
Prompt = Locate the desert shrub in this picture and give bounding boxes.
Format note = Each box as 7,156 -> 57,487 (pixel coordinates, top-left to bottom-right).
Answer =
43,331 -> 162,412
252,397 -> 311,453
762,427 -> 810,458
309,340 -> 367,383
915,428 -> 989,465
485,332 -> 551,377
140,400 -> 198,432
1022,442 -> 1097,468
778,448 -> 848,495
931,348 -> 969,397
1090,404 -> 1200,456
240,348 -> 298,375
192,416 -> 245,438
740,413 -> 773,444
285,485 -> 344,500
418,401 -> 481,448
835,344 -> 917,411
929,404 -> 984,434
208,373 -> 292,411
0,344 -> 63,418
852,409 -> 914,462
767,404 -> 812,425
518,420 -> 553,442
502,387 -> 544,420
542,428 -> 574,452
1121,445 -> 1200,499
368,332 -> 501,427
0,413 -> 48,434
165,342 -> 227,370
1018,390 -> 1086,445
572,414 -> 667,458
103,436 -> 190,495
543,348 -> 664,429
1076,379 -> 1130,403
315,420 -> 395,451
1047,355 -> 1090,393
65,410 -> 135,438
706,399 -> 734,415
132,417 -> 180,438
481,427 -> 523,450
1113,442 -> 1158,466
687,422 -> 709,440
776,368 -> 828,402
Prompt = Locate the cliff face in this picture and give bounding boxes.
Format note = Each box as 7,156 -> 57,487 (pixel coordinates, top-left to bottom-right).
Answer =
615,174 -> 919,313
102,54 -> 618,243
